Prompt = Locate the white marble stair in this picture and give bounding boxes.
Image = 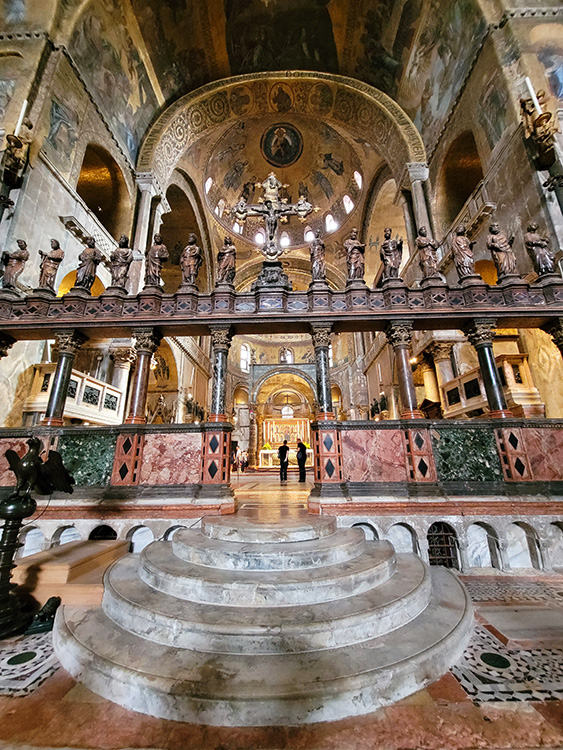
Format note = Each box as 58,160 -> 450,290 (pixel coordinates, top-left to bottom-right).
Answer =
53,513 -> 474,726
102,552 -> 432,653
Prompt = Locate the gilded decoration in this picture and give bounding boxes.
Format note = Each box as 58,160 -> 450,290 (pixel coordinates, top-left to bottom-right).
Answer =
137,73 -> 427,189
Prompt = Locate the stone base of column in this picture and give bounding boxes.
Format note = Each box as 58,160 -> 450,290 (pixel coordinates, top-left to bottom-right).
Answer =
202,423 -> 232,485
487,409 -> 514,419
208,414 -> 228,423
40,416 -> 64,426
124,416 -> 147,425
400,409 -> 425,419
66,286 -> 91,298
316,411 -> 335,421
312,422 -> 343,487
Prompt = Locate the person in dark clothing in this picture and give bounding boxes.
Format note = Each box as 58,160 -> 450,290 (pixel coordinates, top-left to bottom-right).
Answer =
296,438 -> 307,483
278,439 -> 290,482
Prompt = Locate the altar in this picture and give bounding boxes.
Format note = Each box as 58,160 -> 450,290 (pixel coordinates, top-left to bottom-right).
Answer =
263,418 -> 310,447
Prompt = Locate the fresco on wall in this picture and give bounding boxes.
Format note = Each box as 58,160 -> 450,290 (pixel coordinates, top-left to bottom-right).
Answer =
537,46 -> 563,100
0,80 -> 16,122
1,0 -> 25,24
225,0 -> 338,75
129,0 -> 211,101
45,98 -> 80,161
478,74 -> 510,150
69,1 -> 158,160
398,0 -> 487,149
355,1 -> 399,94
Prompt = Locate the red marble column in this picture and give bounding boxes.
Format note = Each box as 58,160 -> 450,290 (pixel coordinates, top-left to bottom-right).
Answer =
125,328 -> 162,425
385,321 -> 423,419
42,330 -> 88,426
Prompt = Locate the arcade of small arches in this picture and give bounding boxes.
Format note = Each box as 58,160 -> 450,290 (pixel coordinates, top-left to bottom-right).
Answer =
15,517 -> 563,574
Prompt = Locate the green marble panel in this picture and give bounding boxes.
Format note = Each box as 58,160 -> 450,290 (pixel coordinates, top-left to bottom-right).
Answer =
57,433 -> 116,486
432,427 -> 503,483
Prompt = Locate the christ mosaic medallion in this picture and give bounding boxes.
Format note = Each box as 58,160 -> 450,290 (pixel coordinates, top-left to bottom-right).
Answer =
261,123 -> 303,167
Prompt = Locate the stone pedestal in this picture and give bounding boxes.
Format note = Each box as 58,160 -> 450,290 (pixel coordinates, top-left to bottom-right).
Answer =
251,261 -> 292,292
54,513 -> 474,726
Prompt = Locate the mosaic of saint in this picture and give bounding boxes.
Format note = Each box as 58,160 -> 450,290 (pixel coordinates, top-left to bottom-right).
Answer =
261,124 -> 303,168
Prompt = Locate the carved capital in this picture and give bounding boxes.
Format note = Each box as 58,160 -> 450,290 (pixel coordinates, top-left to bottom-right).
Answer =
210,325 -> 232,351
54,329 -> 88,356
0,333 -> 16,358
465,319 -> 496,348
110,347 -> 137,367
406,162 -> 429,183
385,320 -> 413,348
133,328 -> 162,355
543,317 -> 563,354
310,324 -> 332,349
427,342 -> 454,363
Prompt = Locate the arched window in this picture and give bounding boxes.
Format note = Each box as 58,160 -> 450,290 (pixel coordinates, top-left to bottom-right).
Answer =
240,343 -> 250,372
279,347 -> 294,364
325,214 -> 338,232
233,221 -> 242,234
164,525 -> 188,540
217,198 -> 225,217
281,404 -> 294,419
17,527 -> 45,558
387,523 -> 418,554
427,522 -> 459,569
304,227 -> 315,243
354,171 -> 363,190
466,523 -> 501,569
328,343 -> 333,367
127,526 -> 154,553
280,231 -> 290,247
352,522 -> 379,540
254,229 -> 265,245
88,524 -> 117,541
76,144 -> 128,237
51,526 -> 81,547
205,177 -> 213,194
506,522 -> 541,570
343,194 -> 354,214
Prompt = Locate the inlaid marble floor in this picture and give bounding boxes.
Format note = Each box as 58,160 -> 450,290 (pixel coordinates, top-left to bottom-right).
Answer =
232,472 -> 313,516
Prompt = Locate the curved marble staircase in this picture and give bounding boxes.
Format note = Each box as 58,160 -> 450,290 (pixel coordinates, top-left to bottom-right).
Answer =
53,514 -> 473,726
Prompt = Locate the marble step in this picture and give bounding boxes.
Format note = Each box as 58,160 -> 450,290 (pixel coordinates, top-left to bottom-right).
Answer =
102,552 -> 431,654
54,567 -> 473,726
172,527 -> 367,570
201,514 -> 337,543
139,540 -> 396,606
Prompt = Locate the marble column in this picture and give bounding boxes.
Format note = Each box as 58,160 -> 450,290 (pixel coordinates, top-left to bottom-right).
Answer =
497,539 -> 510,573
311,324 -> 334,420
209,325 -> 232,422
428,342 -> 455,410
542,317 -> 563,359
110,347 -> 136,423
457,540 -> 471,573
0,333 -> 15,360
125,328 -> 162,425
153,196 -> 171,234
407,162 -> 433,236
42,330 -> 88,426
131,173 -> 160,294
419,360 -> 440,403
175,387 -> 187,424
465,319 -> 512,418
248,404 -> 257,467
385,321 -> 423,419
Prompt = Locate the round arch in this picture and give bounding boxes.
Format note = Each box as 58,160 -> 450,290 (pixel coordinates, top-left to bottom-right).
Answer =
251,368 -> 317,404
352,522 -> 379,540
435,130 -> 484,233
137,73 -> 426,188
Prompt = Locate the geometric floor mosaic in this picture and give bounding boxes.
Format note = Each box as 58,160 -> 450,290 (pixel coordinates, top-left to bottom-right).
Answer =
0,632 -> 59,696
463,579 -> 563,604
452,625 -> 563,703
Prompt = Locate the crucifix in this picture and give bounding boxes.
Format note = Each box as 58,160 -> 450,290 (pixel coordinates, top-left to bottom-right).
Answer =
231,172 -> 315,261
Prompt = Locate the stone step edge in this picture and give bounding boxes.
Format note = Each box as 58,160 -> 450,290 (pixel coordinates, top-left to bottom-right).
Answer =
200,515 -> 337,543
102,555 -> 432,651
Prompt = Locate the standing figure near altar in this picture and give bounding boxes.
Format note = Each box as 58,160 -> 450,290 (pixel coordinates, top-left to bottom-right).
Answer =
75,236 -> 102,292
38,239 -> 64,292
452,225 -> 475,280
216,236 -> 236,286
487,223 -> 516,280
524,222 -> 555,276
416,226 -> 439,279
380,227 -> 403,280
110,235 -> 133,289
180,233 -> 202,286
309,229 -> 326,283
344,228 -> 366,282
145,233 -> 168,287
1,239 -> 29,290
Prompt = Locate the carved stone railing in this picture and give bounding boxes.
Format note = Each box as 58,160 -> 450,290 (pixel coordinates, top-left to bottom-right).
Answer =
1,275 -> 562,341
59,196 -> 118,260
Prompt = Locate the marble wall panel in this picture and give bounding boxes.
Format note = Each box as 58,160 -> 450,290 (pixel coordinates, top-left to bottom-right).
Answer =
139,433 -> 203,485
524,427 -> 563,481
58,434 -> 117,487
0,437 -> 27,486
341,429 -> 408,483
432,427 -> 503,482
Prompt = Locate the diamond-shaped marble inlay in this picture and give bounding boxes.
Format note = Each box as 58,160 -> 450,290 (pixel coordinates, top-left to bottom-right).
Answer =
323,434 -> 334,451
122,437 -> 132,454
414,432 -> 425,451
418,458 -> 429,477
209,435 -> 219,453
508,432 -> 519,450
208,461 -> 218,479
118,463 -> 129,481
325,459 -> 335,478
514,457 -> 526,476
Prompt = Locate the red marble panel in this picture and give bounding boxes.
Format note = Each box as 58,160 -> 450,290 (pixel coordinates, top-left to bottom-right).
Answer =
524,427 -> 563,481
0,438 -> 27,486
341,429 -> 408,483
139,433 -> 203,485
